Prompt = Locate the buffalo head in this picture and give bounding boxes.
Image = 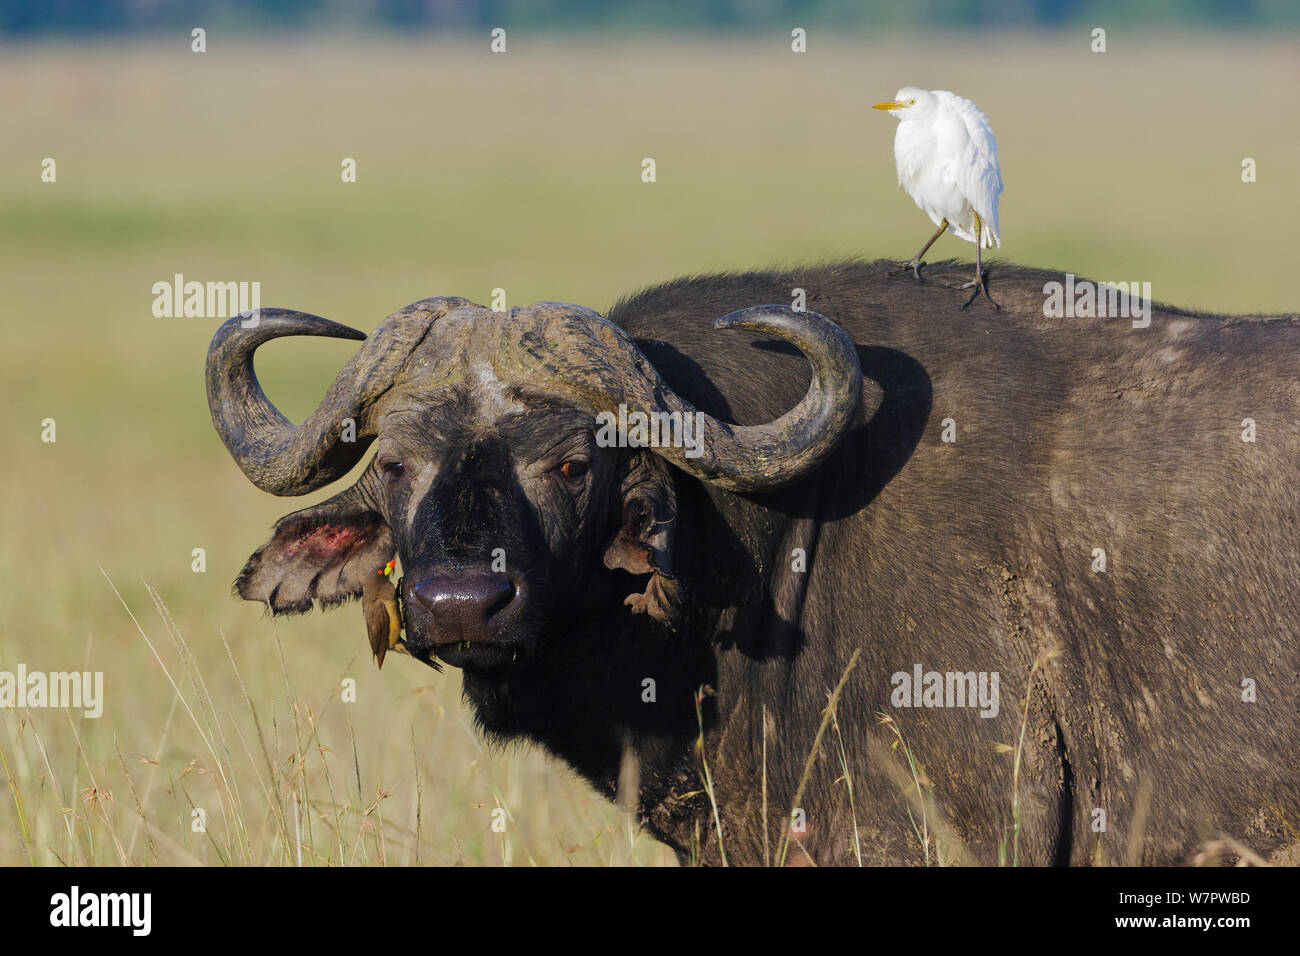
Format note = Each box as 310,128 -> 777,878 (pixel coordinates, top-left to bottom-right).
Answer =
206,297 -> 861,682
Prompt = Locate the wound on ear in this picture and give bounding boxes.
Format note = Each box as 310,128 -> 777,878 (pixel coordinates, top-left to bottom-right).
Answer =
236,493 -> 394,615
281,521 -> 379,561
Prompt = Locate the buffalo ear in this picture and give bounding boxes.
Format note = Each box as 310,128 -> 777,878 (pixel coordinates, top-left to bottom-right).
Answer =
236,484 -> 394,616
603,453 -> 682,626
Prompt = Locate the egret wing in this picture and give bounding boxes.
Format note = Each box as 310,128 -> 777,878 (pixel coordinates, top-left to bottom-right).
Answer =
950,98 -> 1003,246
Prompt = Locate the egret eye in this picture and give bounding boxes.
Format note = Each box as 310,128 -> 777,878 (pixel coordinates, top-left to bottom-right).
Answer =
909,99 -> 916,105
558,460 -> 588,480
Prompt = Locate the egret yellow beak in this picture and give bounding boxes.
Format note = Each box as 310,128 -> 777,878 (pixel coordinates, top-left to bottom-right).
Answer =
873,101 -> 905,110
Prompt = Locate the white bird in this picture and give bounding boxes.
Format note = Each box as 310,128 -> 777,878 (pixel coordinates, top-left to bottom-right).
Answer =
873,87 -> 1003,309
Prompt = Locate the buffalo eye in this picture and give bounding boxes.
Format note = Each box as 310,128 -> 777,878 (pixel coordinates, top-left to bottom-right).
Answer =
558,459 -> 588,480
379,457 -> 406,481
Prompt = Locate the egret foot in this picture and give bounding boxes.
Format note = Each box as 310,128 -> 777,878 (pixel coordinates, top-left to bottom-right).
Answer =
888,220 -> 949,282
954,269 -> 1000,310
887,259 -> 926,280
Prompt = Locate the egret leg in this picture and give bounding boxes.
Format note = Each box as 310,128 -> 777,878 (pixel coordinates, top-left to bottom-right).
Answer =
888,220 -> 948,280
956,213 -> 1000,310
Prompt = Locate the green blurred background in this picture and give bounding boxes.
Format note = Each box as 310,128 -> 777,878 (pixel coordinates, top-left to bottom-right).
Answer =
1,1 -> 1297,866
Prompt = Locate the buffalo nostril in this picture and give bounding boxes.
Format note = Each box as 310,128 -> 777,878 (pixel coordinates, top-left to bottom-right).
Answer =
410,570 -> 522,643
484,579 -> 516,621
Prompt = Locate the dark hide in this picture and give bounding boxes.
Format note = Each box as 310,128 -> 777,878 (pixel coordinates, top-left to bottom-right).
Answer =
230,259 -> 1300,866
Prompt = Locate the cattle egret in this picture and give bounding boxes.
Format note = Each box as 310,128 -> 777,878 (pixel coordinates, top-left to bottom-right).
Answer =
873,87 -> 1003,309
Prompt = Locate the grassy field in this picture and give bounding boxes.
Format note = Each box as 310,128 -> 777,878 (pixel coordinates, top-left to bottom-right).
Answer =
0,32 -> 1296,866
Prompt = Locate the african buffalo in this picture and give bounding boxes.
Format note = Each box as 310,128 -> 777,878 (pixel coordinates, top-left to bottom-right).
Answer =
206,260 -> 1300,866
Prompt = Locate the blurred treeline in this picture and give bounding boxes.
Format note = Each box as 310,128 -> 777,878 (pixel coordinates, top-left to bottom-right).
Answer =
3,0 -> 1297,35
